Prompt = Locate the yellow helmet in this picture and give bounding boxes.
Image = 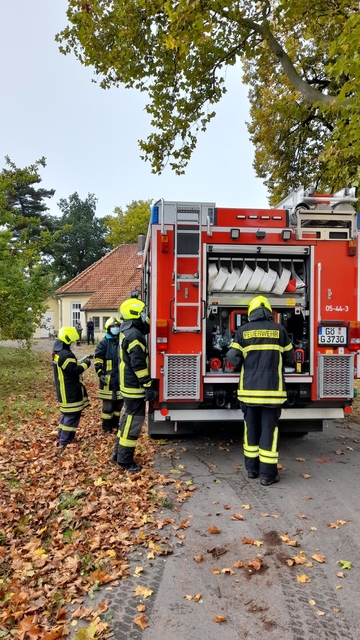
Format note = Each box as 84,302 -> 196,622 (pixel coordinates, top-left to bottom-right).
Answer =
58,326 -> 79,344
119,298 -> 146,320
105,316 -> 121,330
248,295 -> 272,315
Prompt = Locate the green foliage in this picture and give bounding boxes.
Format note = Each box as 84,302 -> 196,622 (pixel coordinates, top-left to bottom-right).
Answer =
104,199 -> 151,248
57,1 -> 360,201
52,192 -> 108,282
0,158 -> 55,342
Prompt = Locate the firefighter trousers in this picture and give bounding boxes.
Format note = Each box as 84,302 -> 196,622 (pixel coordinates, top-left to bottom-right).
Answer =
101,399 -> 123,433
114,397 -> 145,466
57,411 -> 82,447
241,404 -> 281,480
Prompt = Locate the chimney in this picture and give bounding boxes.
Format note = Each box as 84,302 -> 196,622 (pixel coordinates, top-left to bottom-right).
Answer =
138,234 -> 145,254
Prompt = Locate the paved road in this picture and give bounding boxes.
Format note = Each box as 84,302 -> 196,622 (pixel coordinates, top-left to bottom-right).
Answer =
94,418 -> 360,640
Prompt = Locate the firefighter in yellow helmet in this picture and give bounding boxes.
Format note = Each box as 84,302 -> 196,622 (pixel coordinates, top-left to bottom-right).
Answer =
94,317 -> 123,433
111,298 -> 152,472
226,296 -> 294,486
52,326 -> 92,448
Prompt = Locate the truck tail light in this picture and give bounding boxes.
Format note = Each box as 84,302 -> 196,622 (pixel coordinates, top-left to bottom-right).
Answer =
161,234 -> 169,253
156,319 -> 168,349
349,321 -> 360,350
344,406 -> 352,414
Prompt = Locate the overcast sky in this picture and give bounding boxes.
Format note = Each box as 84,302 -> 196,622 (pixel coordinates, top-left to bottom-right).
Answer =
0,0 -> 269,219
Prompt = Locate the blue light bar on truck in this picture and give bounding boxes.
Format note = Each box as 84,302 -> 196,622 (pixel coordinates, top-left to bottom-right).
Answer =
151,206 -> 159,224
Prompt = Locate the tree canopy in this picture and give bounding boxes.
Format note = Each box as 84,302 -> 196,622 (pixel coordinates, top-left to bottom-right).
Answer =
104,199 -> 151,248
52,192 -> 108,282
57,0 -> 360,203
0,158 -> 54,342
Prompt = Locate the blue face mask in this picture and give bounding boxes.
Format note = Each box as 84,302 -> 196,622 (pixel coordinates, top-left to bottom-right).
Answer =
110,326 -> 120,335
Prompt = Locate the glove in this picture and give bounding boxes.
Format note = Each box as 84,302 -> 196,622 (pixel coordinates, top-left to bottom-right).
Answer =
83,358 -> 92,368
98,373 -> 107,386
144,387 -> 154,401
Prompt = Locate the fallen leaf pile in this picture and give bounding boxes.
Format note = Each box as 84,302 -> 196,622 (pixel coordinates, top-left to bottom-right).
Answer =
0,360 -> 193,638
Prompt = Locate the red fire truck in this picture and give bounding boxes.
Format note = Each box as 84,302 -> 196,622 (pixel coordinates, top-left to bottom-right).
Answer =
142,187 -> 359,436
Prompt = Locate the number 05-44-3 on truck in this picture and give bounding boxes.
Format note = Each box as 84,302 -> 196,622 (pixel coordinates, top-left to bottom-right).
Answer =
140,187 -> 360,437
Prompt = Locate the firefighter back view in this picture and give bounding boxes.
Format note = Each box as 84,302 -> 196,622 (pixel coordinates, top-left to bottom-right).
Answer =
226,296 -> 294,486
52,326 -> 92,448
94,317 -> 123,434
112,298 -> 152,472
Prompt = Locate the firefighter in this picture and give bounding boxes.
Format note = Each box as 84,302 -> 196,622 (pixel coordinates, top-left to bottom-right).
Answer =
226,296 -> 294,486
112,298 -> 153,472
52,326 -> 92,448
94,317 -> 124,434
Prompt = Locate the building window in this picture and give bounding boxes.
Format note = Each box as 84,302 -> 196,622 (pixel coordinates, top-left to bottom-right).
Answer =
103,316 -> 110,330
93,316 -> 100,331
71,302 -> 81,326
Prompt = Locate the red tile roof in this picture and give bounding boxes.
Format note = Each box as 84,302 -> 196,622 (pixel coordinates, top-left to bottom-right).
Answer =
55,244 -> 143,311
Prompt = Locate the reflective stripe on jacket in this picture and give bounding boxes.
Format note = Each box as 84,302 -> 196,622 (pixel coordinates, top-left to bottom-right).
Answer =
94,335 -> 122,401
119,321 -> 151,399
227,318 -> 294,406
52,341 -> 90,413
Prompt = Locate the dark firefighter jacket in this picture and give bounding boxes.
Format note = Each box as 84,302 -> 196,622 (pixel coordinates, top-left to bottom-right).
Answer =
52,339 -> 90,413
119,319 -> 151,399
94,334 -> 122,401
226,307 -> 294,406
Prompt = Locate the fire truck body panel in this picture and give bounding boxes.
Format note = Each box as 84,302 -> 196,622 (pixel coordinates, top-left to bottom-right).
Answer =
144,192 -> 358,436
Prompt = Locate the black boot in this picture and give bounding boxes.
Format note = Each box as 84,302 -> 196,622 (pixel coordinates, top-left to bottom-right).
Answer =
102,418 -> 113,433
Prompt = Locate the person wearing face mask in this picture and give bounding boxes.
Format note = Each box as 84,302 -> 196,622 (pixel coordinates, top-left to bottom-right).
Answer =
94,317 -> 124,434
111,298 -> 152,473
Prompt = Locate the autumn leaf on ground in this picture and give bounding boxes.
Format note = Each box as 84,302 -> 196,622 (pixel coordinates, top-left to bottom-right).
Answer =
193,594 -> 202,601
308,600 -> 316,606
134,585 -> 153,598
335,450 -> 345,455
223,505 -> 231,510
234,561 -> 245,568
292,551 -> 307,565
298,515 -> 307,520
231,513 -> 245,521
297,574 -> 311,583
194,555 -> 203,563
208,525 -> 221,534
337,560 -> 352,570
328,522 -> 339,529
134,566 -> 143,576
296,458 -> 305,462
314,457 -> 332,463
221,567 -> 235,575
317,610 -> 325,616
156,517 -> 175,529
337,519 -> 347,526
242,504 -> 251,510
248,558 -> 263,571
302,474 -> 311,479
137,604 -> 146,612
280,534 -> 299,547
213,616 -> 227,623
242,537 -> 263,547
312,554 -> 325,563
212,568 -> 220,574
184,595 -> 193,600
336,572 -> 345,578
134,614 -> 148,629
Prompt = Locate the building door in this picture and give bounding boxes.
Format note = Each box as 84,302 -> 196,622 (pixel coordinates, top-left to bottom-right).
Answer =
40,312 -> 55,338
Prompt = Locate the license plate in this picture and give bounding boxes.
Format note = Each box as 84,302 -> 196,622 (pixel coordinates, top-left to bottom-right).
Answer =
318,326 -> 347,345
